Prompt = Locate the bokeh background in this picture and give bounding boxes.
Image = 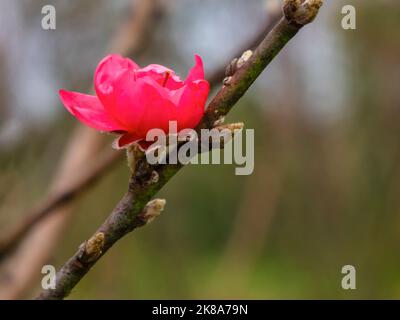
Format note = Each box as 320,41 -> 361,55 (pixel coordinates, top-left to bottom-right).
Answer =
1,0 -> 400,299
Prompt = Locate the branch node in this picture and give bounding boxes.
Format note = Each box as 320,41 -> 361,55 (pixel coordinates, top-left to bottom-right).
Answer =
126,144 -> 145,173
211,122 -> 245,150
223,76 -> 233,86
147,170 -> 160,185
283,0 -> 323,26
236,50 -> 253,69
225,50 -> 253,80
215,122 -> 244,133
138,199 -> 166,225
225,58 -> 238,77
80,232 -> 105,263
213,117 -> 226,127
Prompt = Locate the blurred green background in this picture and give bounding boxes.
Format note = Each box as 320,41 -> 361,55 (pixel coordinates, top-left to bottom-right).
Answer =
1,0 -> 400,299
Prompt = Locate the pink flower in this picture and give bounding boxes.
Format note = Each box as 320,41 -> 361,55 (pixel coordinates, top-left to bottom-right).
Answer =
59,54 -> 210,148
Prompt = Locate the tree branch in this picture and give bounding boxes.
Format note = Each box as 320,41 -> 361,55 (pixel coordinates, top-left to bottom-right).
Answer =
0,0 -> 164,300
36,0 -> 323,300
36,198 -> 166,300
0,1 -> 283,262
206,0 -> 281,86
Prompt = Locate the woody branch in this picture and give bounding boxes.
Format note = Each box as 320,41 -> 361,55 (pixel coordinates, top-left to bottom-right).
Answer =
0,2 -> 283,262
37,0 -> 323,300
0,1 -> 284,264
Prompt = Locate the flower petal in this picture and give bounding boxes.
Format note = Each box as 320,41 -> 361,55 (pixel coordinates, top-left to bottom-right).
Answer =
185,55 -> 205,83
172,79 -> 210,130
59,89 -> 126,132
137,64 -> 184,90
94,54 -> 139,110
111,75 -> 177,135
108,73 -> 149,129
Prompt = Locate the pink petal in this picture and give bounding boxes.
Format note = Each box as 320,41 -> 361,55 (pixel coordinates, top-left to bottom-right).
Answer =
173,79 -> 210,130
139,64 -> 173,74
111,75 -> 177,136
59,89 -> 126,132
94,54 -> 139,110
137,64 -> 184,90
185,55 -> 205,83
129,77 -> 178,134
106,71 -> 145,129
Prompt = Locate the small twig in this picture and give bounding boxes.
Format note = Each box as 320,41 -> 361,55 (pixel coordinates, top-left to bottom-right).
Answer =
0,3 -> 282,262
36,198 -> 166,300
197,122 -> 245,152
200,0 -> 323,129
207,0 -> 282,86
0,0 -> 165,300
36,0 -> 324,300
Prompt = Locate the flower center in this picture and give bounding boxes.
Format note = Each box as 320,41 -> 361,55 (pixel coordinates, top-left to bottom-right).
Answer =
162,71 -> 170,87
